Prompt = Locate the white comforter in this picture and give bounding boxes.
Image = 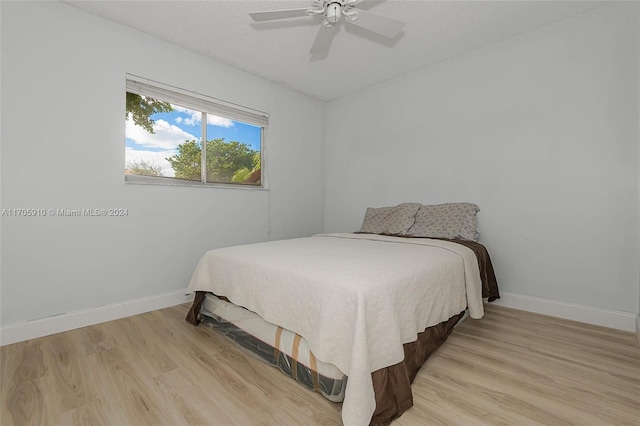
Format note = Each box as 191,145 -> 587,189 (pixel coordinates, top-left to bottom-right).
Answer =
187,233 -> 484,426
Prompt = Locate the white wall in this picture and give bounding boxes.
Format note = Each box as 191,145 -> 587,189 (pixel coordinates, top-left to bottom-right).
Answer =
0,1 -> 324,326
2,1 -> 638,337
324,2 -> 640,315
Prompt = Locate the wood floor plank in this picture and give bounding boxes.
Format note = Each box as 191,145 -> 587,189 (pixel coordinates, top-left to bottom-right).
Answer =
1,303 -> 638,425
41,332 -> 89,412
3,381 -> 43,426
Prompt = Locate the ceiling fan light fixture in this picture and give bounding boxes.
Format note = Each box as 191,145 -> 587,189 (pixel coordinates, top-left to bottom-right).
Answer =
326,2 -> 342,24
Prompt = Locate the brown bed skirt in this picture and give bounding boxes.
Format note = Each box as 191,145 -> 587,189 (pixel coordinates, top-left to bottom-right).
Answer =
369,310 -> 464,425
186,291 -> 464,426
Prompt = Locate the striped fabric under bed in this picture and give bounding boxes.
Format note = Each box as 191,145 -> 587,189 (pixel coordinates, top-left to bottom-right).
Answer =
199,293 -> 348,402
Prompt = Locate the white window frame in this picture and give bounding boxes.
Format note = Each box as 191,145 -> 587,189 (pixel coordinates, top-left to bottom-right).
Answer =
125,74 -> 268,189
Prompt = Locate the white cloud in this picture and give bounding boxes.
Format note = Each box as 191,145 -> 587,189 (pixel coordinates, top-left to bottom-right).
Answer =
172,106 -> 200,127
126,118 -> 196,150
125,147 -> 177,177
172,105 -> 234,128
207,114 -> 234,128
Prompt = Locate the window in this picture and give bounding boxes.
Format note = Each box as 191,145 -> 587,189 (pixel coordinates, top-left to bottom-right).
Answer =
125,75 -> 268,188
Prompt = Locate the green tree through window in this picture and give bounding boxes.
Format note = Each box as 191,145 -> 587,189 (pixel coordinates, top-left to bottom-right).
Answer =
164,139 -> 258,183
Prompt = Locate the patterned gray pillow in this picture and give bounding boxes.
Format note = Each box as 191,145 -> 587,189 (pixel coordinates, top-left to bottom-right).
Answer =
359,203 -> 421,235
406,203 -> 480,241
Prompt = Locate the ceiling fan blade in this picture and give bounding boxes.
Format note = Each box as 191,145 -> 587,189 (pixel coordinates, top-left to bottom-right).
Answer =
349,9 -> 406,38
249,8 -> 310,22
310,25 -> 337,54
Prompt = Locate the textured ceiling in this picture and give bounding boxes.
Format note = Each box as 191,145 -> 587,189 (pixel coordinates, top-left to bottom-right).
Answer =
64,0 -> 609,101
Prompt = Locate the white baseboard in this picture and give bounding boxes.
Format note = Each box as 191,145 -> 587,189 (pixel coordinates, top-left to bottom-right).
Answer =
0,289 -> 194,346
2,289 -> 636,346
490,291 -> 637,333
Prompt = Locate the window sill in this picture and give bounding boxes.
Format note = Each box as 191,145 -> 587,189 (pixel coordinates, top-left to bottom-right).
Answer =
124,175 -> 267,190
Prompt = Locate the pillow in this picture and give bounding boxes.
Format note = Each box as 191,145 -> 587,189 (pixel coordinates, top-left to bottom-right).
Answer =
359,203 -> 421,235
405,202 -> 480,241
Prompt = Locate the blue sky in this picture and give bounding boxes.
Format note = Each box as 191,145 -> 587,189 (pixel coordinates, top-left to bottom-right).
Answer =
126,102 -> 261,177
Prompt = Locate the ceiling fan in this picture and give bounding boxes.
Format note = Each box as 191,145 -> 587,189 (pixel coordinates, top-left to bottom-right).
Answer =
249,0 -> 406,54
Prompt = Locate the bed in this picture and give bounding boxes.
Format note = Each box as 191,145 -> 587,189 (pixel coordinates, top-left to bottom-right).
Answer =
185,203 -> 499,426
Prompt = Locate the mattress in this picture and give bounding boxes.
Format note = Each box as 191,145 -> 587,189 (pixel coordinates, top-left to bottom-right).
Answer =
199,293 -> 348,402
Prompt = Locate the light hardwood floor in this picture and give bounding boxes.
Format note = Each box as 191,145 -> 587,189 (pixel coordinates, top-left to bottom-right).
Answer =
2,303 -> 638,425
